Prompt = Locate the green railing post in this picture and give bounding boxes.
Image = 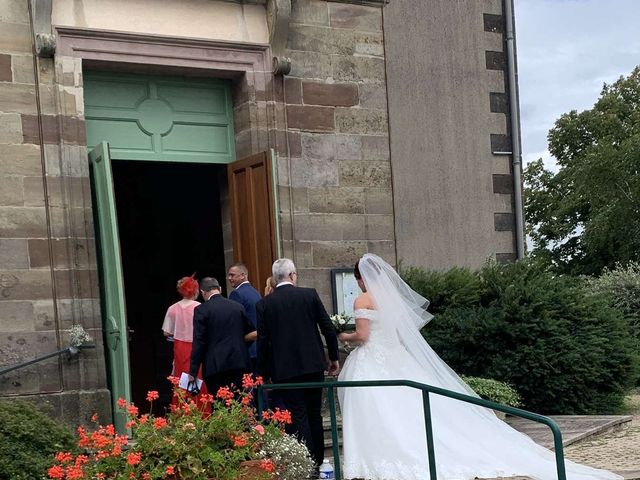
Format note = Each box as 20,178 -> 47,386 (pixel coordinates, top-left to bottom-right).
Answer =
256,385 -> 264,418
552,425 -> 568,480
422,390 -> 438,480
326,386 -> 342,480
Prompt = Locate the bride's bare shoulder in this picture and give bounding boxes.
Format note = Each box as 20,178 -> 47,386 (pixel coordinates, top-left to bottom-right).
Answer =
354,292 -> 375,310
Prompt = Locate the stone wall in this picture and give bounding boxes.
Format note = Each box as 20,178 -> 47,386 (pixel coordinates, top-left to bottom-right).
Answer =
278,0 -> 396,308
0,0 -> 109,424
384,0 -> 518,270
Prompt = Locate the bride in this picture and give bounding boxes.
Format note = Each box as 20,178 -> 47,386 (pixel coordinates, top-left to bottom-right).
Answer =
336,254 -> 621,480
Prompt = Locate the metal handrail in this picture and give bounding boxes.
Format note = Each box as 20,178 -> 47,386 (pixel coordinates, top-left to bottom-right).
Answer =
257,379 -> 567,480
0,344 -> 95,376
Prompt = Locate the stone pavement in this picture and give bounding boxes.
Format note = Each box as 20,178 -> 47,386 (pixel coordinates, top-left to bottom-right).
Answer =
565,393 -> 640,479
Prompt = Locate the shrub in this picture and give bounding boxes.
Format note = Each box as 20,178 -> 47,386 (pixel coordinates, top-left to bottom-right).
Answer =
461,376 -> 521,407
406,260 -> 640,414
585,261 -> 640,349
0,400 -> 75,480
401,265 -> 482,314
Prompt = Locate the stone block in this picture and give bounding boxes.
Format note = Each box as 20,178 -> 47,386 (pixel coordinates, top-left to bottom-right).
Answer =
54,268 -> 99,299
364,188 -> 393,214
332,55 -> 385,83
496,252 -> 516,264
284,77 -> 302,104
302,81 -> 358,107
335,108 -> 387,135
10,54 -> 34,84
0,175 -> 24,206
366,240 -> 395,265
311,240 -> 367,267
289,156 -> 339,188
308,187 -> 365,214
358,84 -> 387,109
294,214 -> 365,241
490,92 -> 509,114
0,1 -> 29,24
0,300 -> 34,332
296,267 -> 332,300
0,269 -> 52,300
291,240 -> 313,268
339,160 -> 391,188
328,3 -> 382,32
0,113 -> 23,143
291,0 -> 329,26
0,22 -> 31,54
0,330 -> 61,392
486,51 -> 506,71
22,175 -> 44,206
335,134 -> 361,160
287,131 -> 302,158
277,186 -> 309,214
1,144 -> 41,175
365,214 -> 395,241
490,133 -> 511,153
288,24 -> 383,57
287,105 -> 335,132
288,51 -> 332,80
302,132 -> 336,161
0,82 -> 36,113
0,53 -> 11,81
22,114 -> 87,145
0,238 -> 29,268
49,206 -> 95,238
494,212 -> 515,231
484,13 -> 504,33
0,207 -> 46,238
361,135 -> 389,161
34,297 -> 101,332
493,174 -> 513,194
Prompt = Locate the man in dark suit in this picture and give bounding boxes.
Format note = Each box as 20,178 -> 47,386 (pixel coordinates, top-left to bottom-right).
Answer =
256,258 -> 339,466
189,277 -> 256,395
227,263 -> 262,373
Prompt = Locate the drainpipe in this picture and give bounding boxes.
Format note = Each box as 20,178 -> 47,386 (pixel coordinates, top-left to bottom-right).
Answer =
504,0 -> 525,260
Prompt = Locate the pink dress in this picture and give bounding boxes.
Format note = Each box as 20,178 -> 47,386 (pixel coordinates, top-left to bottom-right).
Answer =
162,300 -> 209,405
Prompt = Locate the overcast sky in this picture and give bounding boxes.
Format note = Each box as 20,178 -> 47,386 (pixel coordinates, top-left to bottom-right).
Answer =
515,0 -> 640,171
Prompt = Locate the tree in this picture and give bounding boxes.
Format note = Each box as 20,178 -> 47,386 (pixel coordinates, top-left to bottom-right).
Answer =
524,66 -> 640,275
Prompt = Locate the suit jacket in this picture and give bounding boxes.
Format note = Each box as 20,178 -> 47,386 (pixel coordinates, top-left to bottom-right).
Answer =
229,282 -> 262,358
256,284 -> 339,382
189,294 -> 254,378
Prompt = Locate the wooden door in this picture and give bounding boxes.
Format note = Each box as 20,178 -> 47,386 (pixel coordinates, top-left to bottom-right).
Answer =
228,151 -> 279,291
88,141 -> 131,434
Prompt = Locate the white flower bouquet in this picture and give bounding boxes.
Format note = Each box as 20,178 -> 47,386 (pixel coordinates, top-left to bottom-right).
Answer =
330,313 -> 355,333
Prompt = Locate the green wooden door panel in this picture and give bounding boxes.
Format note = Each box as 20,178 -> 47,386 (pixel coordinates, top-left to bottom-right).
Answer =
84,72 -> 235,164
88,141 -> 131,434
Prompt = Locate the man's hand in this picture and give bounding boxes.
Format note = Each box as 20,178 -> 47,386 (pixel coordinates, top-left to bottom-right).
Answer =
188,374 -> 195,383
327,360 -> 340,375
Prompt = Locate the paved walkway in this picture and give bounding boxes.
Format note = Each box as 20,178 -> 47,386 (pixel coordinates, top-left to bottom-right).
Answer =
564,393 -> 640,479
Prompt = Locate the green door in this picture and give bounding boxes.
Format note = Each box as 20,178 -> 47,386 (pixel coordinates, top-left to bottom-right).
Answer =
89,141 -> 131,434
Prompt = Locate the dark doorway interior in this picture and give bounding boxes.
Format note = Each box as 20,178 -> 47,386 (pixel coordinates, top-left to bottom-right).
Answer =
112,160 -> 227,412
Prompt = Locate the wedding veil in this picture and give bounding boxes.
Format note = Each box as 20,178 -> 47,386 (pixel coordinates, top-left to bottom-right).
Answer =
358,253 -> 479,398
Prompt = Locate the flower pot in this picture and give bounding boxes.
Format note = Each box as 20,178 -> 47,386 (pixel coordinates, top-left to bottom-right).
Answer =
238,460 -> 271,479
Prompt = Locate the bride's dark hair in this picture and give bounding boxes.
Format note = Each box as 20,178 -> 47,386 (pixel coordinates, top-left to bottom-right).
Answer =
354,261 -> 361,280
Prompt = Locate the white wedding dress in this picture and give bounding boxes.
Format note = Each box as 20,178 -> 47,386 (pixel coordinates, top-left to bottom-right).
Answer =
337,254 -> 621,480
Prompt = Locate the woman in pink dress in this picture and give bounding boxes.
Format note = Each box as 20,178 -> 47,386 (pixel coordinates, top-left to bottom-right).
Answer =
162,275 -> 209,406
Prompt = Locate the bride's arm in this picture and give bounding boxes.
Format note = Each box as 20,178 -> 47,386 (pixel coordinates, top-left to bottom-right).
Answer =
338,317 -> 370,344
338,294 -> 371,344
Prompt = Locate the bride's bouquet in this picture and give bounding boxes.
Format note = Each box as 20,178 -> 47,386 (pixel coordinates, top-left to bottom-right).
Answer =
330,312 -> 355,333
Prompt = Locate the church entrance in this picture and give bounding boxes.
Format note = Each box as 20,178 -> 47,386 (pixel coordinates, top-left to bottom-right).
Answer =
111,160 -> 227,413
85,71 -> 279,431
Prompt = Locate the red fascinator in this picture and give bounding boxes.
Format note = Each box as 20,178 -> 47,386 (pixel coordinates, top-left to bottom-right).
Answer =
177,274 -> 199,299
